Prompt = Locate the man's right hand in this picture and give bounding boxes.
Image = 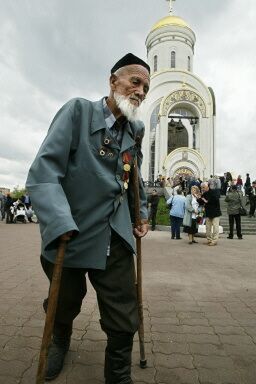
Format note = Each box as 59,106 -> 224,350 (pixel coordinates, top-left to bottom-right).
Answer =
60,231 -> 74,242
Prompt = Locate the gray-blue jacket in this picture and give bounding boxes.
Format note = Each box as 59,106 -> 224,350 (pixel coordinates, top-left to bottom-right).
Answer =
26,98 -> 147,269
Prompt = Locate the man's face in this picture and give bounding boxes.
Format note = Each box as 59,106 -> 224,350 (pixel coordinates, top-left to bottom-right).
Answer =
111,65 -> 150,107
201,184 -> 209,192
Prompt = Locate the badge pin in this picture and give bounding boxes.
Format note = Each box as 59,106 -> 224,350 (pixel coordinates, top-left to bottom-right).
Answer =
124,181 -> 129,189
100,149 -> 105,156
108,152 -> 113,157
104,137 -> 110,145
123,164 -> 131,172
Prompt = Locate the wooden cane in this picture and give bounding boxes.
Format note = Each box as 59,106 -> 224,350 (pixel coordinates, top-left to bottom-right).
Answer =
36,240 -> 67,384
133,157 -> 147,369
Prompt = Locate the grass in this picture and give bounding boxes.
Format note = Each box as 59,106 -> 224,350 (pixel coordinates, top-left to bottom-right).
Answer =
155,196 -> 170,226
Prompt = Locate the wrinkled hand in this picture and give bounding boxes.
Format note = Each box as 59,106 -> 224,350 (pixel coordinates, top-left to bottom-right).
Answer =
133,220 -> 149,238
59,231 -> 74,242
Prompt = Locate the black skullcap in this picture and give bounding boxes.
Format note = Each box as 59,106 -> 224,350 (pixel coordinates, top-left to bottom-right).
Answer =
111,53 -> 150,74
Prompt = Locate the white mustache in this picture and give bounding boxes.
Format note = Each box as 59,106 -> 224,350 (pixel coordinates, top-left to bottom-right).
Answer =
129,96 -> 141,106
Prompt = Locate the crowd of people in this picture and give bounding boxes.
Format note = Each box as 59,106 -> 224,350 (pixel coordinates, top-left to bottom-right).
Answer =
147,172 -> 256,245
0,191 -> 36,224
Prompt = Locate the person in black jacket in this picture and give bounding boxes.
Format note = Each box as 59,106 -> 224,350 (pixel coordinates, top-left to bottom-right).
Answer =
200,182 -> 222,246
147,189 -> 160,231
248,181 -> 256,217
5,193 -> 14,224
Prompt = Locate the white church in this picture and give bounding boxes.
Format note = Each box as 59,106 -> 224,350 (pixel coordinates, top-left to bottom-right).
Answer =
141,0 -> 216,182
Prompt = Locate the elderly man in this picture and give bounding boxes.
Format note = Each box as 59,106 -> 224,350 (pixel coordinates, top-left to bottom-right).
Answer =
200,182 -> 222,246
26,53 -> 150,383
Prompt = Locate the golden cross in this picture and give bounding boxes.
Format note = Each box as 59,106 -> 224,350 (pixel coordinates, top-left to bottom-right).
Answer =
166,0 -> 176,15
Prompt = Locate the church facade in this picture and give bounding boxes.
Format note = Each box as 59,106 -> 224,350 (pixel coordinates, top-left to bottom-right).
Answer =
141,8 -> 216,182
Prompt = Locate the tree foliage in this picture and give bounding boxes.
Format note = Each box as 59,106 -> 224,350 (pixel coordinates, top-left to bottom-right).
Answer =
11,185 -> 26,199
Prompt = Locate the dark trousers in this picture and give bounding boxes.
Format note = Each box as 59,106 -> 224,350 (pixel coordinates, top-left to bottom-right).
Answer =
149,208 -> 157,230
41,236 -> 139,335
228,214 -> 242,238
170,216 -> 183,238
249,197 -> 256,216
5,207 -> 13,223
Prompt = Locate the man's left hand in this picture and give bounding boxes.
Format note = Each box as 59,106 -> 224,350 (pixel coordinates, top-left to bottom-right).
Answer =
133,220 -> 149,238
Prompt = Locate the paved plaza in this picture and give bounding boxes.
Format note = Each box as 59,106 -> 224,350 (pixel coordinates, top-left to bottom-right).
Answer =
1,222 -> 256,384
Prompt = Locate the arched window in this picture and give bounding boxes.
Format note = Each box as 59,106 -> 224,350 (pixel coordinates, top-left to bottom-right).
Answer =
171,51 -> 176,68
153,55 -> 158,72
188,56 -> 191,71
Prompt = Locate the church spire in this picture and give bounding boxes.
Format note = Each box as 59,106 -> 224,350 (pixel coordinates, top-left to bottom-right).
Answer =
166,0 -> 176,15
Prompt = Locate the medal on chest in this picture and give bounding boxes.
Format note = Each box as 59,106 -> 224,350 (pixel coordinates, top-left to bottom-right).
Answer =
122,151 -> 133,190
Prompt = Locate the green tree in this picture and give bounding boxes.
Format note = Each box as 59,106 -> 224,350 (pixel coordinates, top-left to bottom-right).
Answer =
11,185 -> 26,199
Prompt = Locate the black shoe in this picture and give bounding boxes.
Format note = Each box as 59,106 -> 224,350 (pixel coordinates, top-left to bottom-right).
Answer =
238,237 -> 243,240
227,235 -> 233,239
192,240 -> 198,243
176,237 -> 181,240
171,236 -> 175,239
45,335 -> 70,380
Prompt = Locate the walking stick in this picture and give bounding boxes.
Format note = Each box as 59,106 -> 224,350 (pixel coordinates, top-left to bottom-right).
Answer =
36,240 -> 67,384
133,157 -> 147,369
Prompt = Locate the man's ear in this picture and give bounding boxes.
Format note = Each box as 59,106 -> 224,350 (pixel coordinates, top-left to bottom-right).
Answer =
109,74 -> 118,91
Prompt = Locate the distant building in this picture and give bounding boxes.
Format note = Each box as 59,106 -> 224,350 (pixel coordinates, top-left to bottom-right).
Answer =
0,187 -> 10,195
141,2 -> 216,182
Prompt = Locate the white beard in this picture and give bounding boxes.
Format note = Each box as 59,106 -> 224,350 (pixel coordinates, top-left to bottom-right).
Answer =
113,92 -> 142,122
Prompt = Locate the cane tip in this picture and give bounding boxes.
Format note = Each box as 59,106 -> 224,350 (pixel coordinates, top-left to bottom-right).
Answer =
140,359 -> 147,369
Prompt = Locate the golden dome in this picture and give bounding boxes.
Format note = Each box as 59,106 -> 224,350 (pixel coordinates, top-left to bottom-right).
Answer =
151,15 -> 190,32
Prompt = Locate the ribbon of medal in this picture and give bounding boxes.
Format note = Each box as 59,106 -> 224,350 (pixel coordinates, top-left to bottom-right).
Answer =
122,151 -> 132,190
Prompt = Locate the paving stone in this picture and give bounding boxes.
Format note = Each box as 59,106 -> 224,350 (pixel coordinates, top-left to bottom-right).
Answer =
151,316 -> 179,325
223,343 -> 256,357
208,317 -> 239,326
177,311 -> 206,320
193,355 -> 237,370
179,318 -> 209,326
0,376 -> 18,384
182,325 -> 215,335
132,365 -> 155,383
66,364 -> 104,382
212,325 -> 246,335
72,350 -> 105,365
189,342 -> 226,356
197,367 -> 243,384
219,334 -> 254,345
154,352 -> 194,369
153,340 -> 189,355
0,346 -> 37,362
6,335 -> 41,349
185,334 -> 221,345
0,359 -> 30,378
152,331 -> 187,343
156,367 -> 200,384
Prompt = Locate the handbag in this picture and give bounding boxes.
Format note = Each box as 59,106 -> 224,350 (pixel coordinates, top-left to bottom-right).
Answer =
239,206 -> 247,216
167,197 -> 173,209
237,192 -> 247,216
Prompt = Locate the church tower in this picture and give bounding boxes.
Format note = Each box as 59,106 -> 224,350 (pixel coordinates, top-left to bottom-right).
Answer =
141,0 -> 216,182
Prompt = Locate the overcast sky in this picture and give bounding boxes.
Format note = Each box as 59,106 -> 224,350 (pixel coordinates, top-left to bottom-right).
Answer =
0,0 -> 255,189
